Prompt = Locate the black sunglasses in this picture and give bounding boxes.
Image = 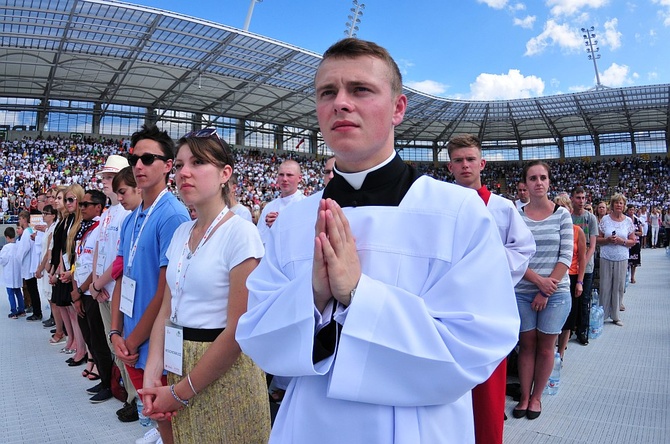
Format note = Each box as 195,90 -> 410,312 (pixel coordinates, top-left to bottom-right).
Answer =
128,153 -> 170,167
65,197 -> 77,204
183,127 -> 228,150
78,201 -> 99,208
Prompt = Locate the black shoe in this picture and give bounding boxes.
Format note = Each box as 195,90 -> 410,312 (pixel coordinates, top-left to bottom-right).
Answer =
512,408 -> 527,418
27,314 -> 43,321
25,307 -> 33,314
87,382 -> 104,395
68,356 -> 87,367
65,357 -> 75,364
526,409 -> 541,420
42,318 -> 55,328
89,388 -> 113,403
117,401 -> 139,423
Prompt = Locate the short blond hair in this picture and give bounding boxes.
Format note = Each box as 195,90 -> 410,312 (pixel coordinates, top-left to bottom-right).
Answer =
554,195 -> 572,212
609,193 -> 627,208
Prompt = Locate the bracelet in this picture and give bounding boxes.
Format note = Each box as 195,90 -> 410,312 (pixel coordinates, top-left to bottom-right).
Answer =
186,374 -> 198,396
108,329 -> 122,342
72,298 -> 80,303
170,384 -> 189,407
577,281 -> 583,285
91,282 -> 100,292
539,291 -> 549,298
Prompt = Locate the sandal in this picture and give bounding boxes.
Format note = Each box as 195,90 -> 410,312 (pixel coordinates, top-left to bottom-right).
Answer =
82,358 -> 95,378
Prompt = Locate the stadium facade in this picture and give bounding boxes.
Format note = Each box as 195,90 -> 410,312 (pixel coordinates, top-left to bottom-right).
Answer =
0,0 -> 669,163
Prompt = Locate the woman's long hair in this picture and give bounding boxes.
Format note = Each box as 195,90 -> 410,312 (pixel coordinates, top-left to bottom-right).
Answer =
64,183 -> 85,262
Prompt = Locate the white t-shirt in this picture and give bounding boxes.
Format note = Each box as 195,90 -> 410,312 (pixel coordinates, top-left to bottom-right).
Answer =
95,204 -> 131,298
166,215 -> 264,329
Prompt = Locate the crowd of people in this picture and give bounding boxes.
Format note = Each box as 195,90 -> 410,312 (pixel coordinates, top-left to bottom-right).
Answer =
1,37 -> 669,444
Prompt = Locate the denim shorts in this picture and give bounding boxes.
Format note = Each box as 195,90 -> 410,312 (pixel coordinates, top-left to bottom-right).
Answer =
516,291 -> 571,335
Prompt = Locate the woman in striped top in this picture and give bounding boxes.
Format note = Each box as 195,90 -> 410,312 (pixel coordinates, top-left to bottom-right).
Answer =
512,161 -> 573,421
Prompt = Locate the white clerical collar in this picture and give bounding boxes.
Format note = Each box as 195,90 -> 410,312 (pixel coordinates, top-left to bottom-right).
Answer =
335,152 -> 396,190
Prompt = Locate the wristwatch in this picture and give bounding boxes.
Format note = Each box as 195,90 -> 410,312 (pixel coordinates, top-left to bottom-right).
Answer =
77,287 -> 84,297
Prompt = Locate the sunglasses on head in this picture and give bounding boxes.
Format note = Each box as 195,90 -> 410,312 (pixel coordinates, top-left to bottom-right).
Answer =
65,197 -> 77,204
128,153 -> 170,167
183,127 -> 227,150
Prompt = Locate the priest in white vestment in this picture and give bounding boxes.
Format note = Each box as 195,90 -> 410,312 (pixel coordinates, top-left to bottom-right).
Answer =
236,38 -> 520,444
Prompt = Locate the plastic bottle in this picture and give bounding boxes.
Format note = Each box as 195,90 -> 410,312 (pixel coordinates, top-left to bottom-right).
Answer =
589,304 -> 600,339
136,396 -> 152,427
544,352 -> 561,395
591,288 -> 599,307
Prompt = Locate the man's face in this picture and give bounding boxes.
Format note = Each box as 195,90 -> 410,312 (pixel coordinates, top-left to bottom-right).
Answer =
37,195 -> 46,211
447,147 -> 485,190
315,55 -> 407,172
277,163 -> 301,197
80,193 -> 101,221
323,157 -> 336,186
131,139 -> 172,192
100,173 -> 116,196
571,192 -> 586,213
516,183 -> 529,203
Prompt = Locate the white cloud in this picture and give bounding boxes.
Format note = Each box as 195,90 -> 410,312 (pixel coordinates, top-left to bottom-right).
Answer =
600,62 -> 636,87
550,78 -> 561,89
525,19 -> 584,56
648,71 -> 659,81
396,59 -> 415,76
405,80 -> 449,96
547,0 -> 610,17
477,0 -> 508,9
601,18 -> 622,50
469,69 -> 545,100
514,15 -> 537,28
568,84 -> 590,92
509,2 -> 526,11
653,0 -> 670,26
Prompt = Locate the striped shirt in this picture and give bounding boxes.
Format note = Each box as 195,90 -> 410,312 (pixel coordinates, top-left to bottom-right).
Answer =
515,205 -> 574,295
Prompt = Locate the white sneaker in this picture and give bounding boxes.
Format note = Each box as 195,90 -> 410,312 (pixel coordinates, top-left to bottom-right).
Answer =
135,428 -> 160,444
156,439 -> 163,444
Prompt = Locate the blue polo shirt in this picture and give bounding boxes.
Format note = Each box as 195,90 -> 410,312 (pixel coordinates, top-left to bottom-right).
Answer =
118,190 -> 189,370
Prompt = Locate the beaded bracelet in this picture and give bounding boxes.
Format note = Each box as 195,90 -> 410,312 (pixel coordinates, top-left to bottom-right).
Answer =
170,384 -> 189,407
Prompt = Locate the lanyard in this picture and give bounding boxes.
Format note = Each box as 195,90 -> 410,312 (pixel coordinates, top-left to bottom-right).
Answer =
171,206 -> 229,323
127,188 -> 168,270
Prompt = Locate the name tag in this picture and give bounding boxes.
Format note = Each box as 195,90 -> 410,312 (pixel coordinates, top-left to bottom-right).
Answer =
96,253 -> 107,276
62,253 -> 71,271
164,321 -> 183,376
120,275 -> 136,317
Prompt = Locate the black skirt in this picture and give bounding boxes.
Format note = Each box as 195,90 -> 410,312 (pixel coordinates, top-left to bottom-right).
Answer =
52,280 -> 73,307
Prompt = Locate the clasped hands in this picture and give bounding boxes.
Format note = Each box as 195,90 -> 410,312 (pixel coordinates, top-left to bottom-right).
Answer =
312,199 -> 361,313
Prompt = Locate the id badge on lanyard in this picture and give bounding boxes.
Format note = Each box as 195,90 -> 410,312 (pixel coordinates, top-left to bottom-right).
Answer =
164,320 -> 183,375
119,275 -> 136,317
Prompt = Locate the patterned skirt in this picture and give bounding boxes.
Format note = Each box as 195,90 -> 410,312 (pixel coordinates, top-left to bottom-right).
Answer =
167,340 -> 270,444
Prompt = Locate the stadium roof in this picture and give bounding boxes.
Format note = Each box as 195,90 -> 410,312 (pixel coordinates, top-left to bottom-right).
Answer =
1,0 -> 669,146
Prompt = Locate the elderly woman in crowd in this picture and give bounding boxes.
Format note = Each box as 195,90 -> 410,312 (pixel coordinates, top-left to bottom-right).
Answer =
597,194 -> 636,326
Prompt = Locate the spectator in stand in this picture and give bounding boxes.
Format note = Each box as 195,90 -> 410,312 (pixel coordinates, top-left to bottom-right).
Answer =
323,156 -> 335,186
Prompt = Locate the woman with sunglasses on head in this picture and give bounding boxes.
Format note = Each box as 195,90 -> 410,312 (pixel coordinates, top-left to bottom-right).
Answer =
140,129 -> 270,444
513,160 -> 573,421
51,184 -> 88,367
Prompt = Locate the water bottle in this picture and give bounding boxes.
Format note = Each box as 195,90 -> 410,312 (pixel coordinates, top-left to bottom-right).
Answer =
591,289 -> 599,307
544,352 -> 561,395
589,304 -> 600,339
136,396 -> 152,427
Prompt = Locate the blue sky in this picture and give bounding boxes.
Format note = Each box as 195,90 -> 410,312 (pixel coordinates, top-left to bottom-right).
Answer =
109,1 -> 670,100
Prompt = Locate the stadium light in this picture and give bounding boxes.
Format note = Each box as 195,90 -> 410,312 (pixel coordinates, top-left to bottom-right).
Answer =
344,0 -> 365,38
581,26 -> 605,90
243,0 -> 263,31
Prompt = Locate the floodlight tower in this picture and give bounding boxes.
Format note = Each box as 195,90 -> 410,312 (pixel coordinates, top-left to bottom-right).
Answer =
344,0 -> 365,38
581,26 -> 604,89
244,0 -> 263,31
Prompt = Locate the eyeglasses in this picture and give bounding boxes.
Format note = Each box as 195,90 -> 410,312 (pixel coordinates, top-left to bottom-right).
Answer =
65,197 -> 77,204
78,201 -> 98,208
128,153 -> 170,167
